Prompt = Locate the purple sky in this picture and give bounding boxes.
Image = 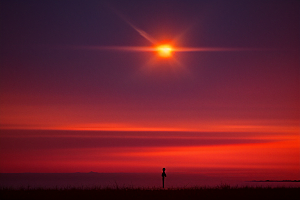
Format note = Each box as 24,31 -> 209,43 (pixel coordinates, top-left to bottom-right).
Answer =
0,0 -> 299,178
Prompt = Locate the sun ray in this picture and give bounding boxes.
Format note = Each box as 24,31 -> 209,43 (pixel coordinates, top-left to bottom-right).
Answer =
105,3 -> 157,44
173,47 -> 261,52
72,45 -> 261,52
74,46 -> 156,51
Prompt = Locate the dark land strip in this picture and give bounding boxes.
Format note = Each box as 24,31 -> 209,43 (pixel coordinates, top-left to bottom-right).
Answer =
1,187 -> 300,200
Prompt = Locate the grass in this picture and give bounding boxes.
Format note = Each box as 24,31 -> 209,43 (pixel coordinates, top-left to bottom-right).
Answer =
1,185 -> 299,200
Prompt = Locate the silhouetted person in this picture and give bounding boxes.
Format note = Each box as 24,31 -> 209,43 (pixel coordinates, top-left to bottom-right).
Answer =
162,168 -> 166,188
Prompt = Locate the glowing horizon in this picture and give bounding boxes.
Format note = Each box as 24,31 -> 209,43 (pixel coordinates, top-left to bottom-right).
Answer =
1,129 -> 299,179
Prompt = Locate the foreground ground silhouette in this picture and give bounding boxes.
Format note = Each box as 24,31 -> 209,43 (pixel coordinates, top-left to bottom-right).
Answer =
1,186 -> 299,200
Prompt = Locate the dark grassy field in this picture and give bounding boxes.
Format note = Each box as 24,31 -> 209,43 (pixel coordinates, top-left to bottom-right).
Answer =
1,186 -> 299,200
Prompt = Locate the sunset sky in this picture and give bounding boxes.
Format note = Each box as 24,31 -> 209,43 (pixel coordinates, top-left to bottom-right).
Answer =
0,0 -> 299,180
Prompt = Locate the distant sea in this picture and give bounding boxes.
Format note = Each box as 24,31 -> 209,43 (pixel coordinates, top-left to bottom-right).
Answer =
0,173 -> 299,189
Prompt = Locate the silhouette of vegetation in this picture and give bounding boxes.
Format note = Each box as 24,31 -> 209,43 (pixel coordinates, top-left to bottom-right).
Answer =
1,185 -> 299,200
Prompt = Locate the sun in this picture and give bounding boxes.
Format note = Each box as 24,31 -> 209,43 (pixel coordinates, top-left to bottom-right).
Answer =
156,44 -> 173,58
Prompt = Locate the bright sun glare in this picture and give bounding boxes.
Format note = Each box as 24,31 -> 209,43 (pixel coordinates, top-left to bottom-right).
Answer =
156,44 -> 173,58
